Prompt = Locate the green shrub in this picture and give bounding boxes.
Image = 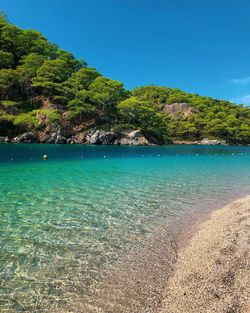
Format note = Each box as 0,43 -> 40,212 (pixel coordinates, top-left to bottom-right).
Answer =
1,100 -> 19,107
0,113 -> 15,122
14,112 -> 37,127
33,109 -> 61,124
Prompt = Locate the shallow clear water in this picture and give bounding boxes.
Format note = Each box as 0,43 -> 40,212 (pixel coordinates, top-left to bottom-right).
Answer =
0,144 -> 250,312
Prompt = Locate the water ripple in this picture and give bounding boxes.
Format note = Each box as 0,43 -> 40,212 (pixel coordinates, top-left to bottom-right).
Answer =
0,145 -> 250,312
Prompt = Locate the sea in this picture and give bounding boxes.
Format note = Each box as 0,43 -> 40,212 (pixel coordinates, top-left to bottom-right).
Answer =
0,144 -> 250,312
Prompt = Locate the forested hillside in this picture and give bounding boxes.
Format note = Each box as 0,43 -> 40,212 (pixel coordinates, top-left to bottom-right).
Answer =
0,14 -> 249,145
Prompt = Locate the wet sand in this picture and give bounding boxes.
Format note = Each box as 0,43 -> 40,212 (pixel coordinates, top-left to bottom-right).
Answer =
159,196 -> 250,313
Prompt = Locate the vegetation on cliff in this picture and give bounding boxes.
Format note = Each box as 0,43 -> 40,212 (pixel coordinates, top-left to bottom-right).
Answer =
0,14 -> 249,144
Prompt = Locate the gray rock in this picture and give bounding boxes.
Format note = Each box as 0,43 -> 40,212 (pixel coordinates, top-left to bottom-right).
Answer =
98,131 -> 116,144
84,129 -> 152,146
66,138 -> 76,144
39,135 -> 52,143
0,136 -> 10,143
119,138 -> 143,146
86,130 -> 101,144
85,130 -> 116,145
54,134 -> 67,144
40,132 -> 67,144
199,138 -> 227,145
46,137 -> 56,144
119,130 -> 150,146
13,132 -> 37,143
43,133 -> 57,144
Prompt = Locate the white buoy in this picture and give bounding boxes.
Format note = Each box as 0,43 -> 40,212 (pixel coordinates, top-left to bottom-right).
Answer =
43,154 -> 48,160
104,155 -> 106,158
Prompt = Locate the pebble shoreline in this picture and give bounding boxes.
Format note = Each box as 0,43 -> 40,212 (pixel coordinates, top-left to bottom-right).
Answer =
159,196 -> 250,313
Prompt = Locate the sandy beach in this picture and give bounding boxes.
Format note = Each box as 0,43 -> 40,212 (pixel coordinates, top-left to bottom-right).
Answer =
159,196 -> 250,313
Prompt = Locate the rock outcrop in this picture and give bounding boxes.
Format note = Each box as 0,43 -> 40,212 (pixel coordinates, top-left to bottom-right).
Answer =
199,138 -> 227,145
163,103 -> 198,119
39,132 -> 67,144
12,132 -> 37,143
98,131 -> 117,145
4,128 -> 162,145
173,138 -> 227,145
85,130 -> 117,145
4,128 -> 228,146
63,129 -> 153,146
83,129 -> 151,145
118,130 -> 151,146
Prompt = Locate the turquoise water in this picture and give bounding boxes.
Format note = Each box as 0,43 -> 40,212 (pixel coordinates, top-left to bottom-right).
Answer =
1,144 -> 250,312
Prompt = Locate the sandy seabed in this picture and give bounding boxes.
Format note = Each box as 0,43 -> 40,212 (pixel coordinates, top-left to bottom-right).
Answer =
60,196 -> 250,313
159,196 -> 250,313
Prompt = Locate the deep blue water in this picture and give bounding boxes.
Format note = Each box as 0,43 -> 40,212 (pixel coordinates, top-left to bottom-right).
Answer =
0,144 -> 250,312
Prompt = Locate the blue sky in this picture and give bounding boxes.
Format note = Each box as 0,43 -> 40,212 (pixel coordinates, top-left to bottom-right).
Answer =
1,0 -> 250,104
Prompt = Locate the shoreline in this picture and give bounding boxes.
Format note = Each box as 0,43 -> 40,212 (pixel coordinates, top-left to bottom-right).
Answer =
158,196 -> 250,313
0,141 -> 248,148
67,195 -> 250,313
1,133 -> 248,146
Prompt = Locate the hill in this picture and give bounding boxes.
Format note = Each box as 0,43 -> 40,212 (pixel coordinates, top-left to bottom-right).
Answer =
0,14 -> 249,145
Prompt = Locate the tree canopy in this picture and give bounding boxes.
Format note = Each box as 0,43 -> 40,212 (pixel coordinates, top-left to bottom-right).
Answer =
0,13 -> 249,144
